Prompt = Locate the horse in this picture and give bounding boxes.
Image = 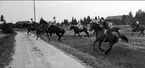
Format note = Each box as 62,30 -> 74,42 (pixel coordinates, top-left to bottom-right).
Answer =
110,26 -> 121,35
26,23 -> 37,35
89,23 -> 128,54
35,24 -> 50,40
47,25 -> 65,42
91,21 -> 121,36
40,19 -> 65,42
25,21 -> 48,40
130,24 -> 145,36
69,25 -> 89,38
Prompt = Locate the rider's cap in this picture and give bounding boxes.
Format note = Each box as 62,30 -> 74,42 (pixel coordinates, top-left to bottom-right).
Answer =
101,17 -> 104,20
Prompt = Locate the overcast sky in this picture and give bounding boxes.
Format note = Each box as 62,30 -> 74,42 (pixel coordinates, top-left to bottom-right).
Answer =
0,1 -> 145,23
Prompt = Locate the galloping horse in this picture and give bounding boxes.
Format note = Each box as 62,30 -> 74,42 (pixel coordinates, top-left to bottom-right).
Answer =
40,19 -> 65,42
26,22 -> 38,35
130,23 -> 145,36
26,20 -> 49,40
91,21 -> 121,36
89,23 -> 128,54
69,25 -> 89,38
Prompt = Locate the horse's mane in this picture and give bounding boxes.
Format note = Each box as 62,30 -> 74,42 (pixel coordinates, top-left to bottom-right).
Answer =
40,19 -> 48,24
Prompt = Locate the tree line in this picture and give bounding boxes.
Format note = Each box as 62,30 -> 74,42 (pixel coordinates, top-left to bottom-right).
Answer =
61,9 -> 145,26
1,9 -> 145,30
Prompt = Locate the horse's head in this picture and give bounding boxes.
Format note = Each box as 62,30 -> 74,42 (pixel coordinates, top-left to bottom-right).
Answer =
39,18 -> 48,25
89,23 -> 100,31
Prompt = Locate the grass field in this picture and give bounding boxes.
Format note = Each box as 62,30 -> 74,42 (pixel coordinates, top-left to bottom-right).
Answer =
36,25 -> 145,68
0,32 -> 16,68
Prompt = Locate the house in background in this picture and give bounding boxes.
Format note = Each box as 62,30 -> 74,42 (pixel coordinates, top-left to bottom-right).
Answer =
105,15 -> 133,25
16,21 -> 30,28
105,15 -> 123,25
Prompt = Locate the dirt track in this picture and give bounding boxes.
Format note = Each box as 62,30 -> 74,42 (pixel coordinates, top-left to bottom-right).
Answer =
7,32 -> 88,68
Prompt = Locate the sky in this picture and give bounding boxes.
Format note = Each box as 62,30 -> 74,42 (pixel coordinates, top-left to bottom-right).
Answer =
0,1 -> 145,23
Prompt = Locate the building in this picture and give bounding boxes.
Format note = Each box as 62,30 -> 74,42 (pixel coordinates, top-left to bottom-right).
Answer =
105,15 -> 123,21
105,15 -> 124,25
16,21 -> 30,28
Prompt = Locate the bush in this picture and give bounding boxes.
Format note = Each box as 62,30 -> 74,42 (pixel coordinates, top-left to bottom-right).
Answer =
1,23 -> 14,34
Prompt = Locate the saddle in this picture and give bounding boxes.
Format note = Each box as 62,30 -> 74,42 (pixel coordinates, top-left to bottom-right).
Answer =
103,28 -> 114,42
133,26 -> 139,31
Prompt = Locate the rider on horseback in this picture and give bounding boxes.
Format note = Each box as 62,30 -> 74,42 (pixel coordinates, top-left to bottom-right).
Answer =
99,17 -> 109,34
100,17 -> 113,41
77,21 -> 83,29
134,20 -> 140,30
90,18 -> 100,24
52,16 -> 56,26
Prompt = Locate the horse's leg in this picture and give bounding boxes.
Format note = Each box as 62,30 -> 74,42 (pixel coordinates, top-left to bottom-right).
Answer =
98,41 -> 105,52
117,30 -> 120,36
73,32 -> 76,37
46,32 -> 50,41
77,33 -> 82,38
27,30 -> 30,35
27,31 -> 29,35
49,33 -> 52,36
85,31 -> 90,38
105,42 -> 114,55
36,34 -> 39,40
138,31 -> 142,36
93,31 -> 96,35
143,31 -> 145,36
56,33 -> 62,42
93,40 -> 98,52
141,31 -> 144,36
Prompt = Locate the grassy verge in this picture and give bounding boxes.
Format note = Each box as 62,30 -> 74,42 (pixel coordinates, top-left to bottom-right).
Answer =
0,32 -> 17,68
39,35 -> 123,68
32,25 -> 145,68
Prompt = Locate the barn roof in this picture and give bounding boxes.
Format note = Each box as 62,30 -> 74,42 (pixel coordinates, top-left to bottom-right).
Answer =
105,15 -> 123,20
16,21 -> 30,24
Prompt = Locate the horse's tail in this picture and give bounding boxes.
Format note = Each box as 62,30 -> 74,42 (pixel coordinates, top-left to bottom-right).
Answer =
119,35 -> 129,43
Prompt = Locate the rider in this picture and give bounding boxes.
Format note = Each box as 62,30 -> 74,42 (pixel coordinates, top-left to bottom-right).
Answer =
0,15 -> 6,24
108,22 -> 114,29
77,21 -> 83,29
135,20 -> 140,30
100,17 -> 112,41
31,18 -> 35,23
52,16 -> 56,26
100,17 -> 109,35
90,18 -> 99,24
0,15 -> 4,22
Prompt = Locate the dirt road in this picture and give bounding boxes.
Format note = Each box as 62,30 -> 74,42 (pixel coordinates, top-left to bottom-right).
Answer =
6,32 -> 88,68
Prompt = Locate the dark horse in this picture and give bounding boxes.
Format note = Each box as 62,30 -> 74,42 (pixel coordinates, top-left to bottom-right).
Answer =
69,25 -> 89,38
40,19 -> 65,42
130,24 -> 145,36
26,22 -> 46,40
47,25 -> 65,42
26,23 -> 37,35
89,23 -> 128,54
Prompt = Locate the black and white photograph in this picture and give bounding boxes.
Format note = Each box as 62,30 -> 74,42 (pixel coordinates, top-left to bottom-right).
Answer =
0,0 -> 145,68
